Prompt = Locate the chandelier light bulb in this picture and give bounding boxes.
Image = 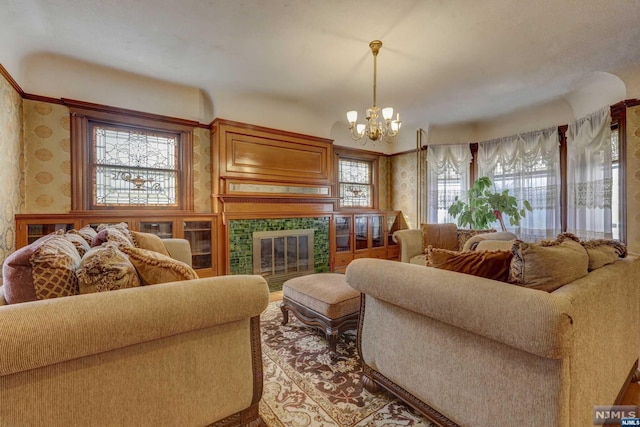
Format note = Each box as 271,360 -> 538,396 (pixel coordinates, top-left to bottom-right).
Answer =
382,107 -> 393,120
347,110 -> 358,124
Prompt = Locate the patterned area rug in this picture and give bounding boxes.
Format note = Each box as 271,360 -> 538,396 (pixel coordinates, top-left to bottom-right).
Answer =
259,301 -> 434,427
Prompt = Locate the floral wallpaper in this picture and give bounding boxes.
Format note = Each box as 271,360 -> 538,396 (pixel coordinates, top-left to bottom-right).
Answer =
391,152 -> 418,228
627,105 -> 640,254
0,73 -> 23,269
23,100 -> 72,213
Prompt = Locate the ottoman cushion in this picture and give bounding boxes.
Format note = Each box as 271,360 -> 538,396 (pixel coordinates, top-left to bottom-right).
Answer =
283,273 -> 360,319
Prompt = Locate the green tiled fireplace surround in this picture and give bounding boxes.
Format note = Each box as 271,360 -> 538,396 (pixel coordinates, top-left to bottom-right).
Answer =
228,217 -> 330,291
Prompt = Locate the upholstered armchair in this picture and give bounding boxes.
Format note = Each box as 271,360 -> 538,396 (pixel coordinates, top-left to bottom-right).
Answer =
392,223 -> 516,264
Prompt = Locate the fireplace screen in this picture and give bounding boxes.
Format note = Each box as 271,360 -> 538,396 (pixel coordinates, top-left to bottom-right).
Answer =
253,229 -> 314,282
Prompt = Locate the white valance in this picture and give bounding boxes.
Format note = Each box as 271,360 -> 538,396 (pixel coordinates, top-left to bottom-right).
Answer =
477,127 -> 559,174
426,144 -> 472,175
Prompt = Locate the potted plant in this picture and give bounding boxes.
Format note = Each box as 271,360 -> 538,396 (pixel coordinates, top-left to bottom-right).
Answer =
447,176 -> 532,231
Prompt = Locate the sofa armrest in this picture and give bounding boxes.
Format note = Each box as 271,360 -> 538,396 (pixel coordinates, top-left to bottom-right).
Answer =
346,258 -> 574,359
162,238 -> 193,266
392,229 -> 423,263
0,275 -> 269,376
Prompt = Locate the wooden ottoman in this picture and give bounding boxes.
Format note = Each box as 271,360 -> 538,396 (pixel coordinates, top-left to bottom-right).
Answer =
280,273 -> 360,355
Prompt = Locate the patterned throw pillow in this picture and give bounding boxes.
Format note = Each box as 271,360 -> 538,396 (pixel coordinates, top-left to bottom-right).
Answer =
426,246 -> 513,282
76,244 -> 141,294
509,233 -> 589,292
120,246 -> 199,285
2,234 -> 81,304
68,225 -> 98,246
63,231 -> 92,257
130,230 -> 170,256
91,223 -> 134,248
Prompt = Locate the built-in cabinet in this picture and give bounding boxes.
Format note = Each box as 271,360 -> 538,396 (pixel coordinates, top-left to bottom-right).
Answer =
15,213 -> 217,277
331,211 -> 401,273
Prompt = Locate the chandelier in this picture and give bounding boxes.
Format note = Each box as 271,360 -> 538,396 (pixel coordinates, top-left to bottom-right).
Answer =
346,40 -> 401,145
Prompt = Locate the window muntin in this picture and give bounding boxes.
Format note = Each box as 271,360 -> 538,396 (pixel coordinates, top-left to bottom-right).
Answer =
91,123 -> 180,207
338,158 -> 373,208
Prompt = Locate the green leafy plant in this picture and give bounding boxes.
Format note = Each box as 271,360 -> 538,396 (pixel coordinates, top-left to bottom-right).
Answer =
447,176 -> 533,231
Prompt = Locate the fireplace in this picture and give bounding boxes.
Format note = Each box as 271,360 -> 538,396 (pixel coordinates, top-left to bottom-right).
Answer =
253,229 -> 315,285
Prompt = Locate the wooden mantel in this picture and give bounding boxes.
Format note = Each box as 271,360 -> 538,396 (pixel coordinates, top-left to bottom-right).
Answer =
210,118 -> 337,218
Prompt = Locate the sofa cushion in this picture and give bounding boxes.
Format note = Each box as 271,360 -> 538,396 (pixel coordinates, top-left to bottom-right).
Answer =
509,233 -> 589,292
456,228 -> 497,251
421,223 -> 459,251
120,246 -> 198,285
91,223 -> 134,248
2,233 -> 81,304
580,239 -> 627,271
76,244 -> 141,293
426,246 -> 513,282
130,230 -> 170,256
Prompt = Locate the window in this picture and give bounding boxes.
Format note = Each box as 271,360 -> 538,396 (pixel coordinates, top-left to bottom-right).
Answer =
477,128 -> 561,241
69,102 -> 193,211
426,144 -> 472,224
339,158 -> 372,208
92,124 -> 179,207
335,147 -> 378,209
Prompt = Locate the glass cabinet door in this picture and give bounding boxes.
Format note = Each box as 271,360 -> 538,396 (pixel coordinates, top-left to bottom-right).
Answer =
183,220 -> 212,270
27,223 -> 75,245
335,216 -> 352,252
138,221 -> 174,238
354,215 -> 369,251
371,215 -> 384,248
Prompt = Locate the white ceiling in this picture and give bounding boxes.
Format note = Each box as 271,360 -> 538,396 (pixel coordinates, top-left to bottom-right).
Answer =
2,0 -> 640,151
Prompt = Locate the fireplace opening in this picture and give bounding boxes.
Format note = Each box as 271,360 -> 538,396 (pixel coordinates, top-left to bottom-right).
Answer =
253,229 -> 315,284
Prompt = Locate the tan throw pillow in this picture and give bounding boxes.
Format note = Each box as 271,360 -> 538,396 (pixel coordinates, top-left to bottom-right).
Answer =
2,234 -> 81,304
130,230 -> 170,256
77,244 -> 141,294
580,239 -> 627,271
509,233 -> 589,292
91,223 -> 134,248
421,223 -> 459,251
120,246 -> 198,285
426,246 -> 513,282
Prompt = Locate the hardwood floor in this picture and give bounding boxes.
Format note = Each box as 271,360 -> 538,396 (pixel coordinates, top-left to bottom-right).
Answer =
269,291 -> 283,303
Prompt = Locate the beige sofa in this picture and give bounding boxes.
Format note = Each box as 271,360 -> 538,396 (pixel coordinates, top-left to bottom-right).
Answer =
393,226 -> 516,264
346,255 -> 640,427
0,238 -> 270,427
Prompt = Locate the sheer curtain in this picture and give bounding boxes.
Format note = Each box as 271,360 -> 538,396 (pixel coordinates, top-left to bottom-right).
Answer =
477,128 -> 561,241
426,144 -> 472,224
566,107 -> 613,239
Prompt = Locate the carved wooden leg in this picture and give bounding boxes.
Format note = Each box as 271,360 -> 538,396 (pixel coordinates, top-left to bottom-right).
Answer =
280,303 -> 289,326
362,372 -> 381,393
631,369 -> 640,383
327,333 -> 338,356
